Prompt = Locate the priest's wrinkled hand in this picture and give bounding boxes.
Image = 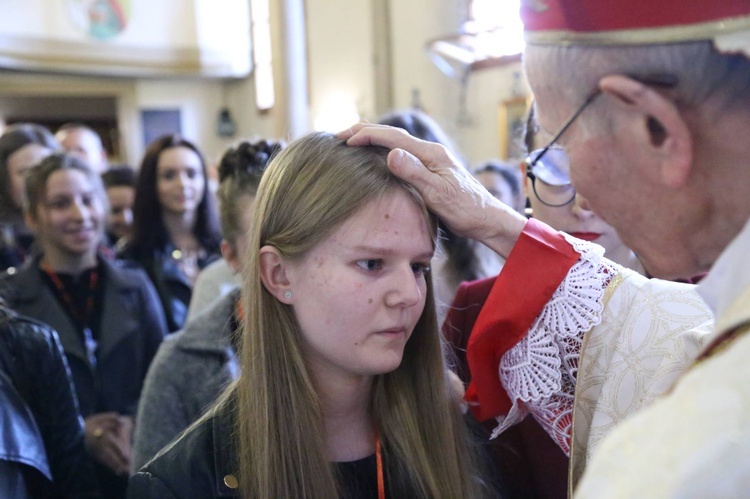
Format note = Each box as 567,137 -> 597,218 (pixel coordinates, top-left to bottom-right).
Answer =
339,123 -> 526,259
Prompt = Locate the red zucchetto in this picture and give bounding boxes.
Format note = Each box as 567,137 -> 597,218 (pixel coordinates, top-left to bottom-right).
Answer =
520,0 -> 750,55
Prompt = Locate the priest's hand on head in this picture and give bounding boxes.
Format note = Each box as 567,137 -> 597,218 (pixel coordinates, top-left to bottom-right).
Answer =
338,123 -> 527,259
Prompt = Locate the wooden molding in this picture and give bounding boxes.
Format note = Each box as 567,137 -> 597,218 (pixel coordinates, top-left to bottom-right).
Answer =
0,34 -> 250,78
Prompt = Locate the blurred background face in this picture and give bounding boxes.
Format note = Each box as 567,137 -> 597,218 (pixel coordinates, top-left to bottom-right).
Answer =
156,146 -> 206,217
7,143 -> 53,210
57,128 -> 107,174
105,185 -> 135,240
475,169 -> 522,213
526,128 -> 624,255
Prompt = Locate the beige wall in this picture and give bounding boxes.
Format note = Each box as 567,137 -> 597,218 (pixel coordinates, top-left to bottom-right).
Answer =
0,0 -> 525,168
387,0 -> 527,166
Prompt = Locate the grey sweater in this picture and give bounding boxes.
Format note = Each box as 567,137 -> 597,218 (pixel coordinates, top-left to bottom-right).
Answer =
132,289 -> 240,471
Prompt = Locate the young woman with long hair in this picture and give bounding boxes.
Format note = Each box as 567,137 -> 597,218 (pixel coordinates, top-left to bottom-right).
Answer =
129,133 -> 498,498
0,154 -> 167,498
122,134 -> 222,332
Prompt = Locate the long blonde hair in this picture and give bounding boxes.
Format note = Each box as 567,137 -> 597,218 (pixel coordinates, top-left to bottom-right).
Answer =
236,132 -> 487,498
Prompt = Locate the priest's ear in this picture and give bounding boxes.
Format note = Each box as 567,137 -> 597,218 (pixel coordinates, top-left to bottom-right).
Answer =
599,74 -> 693,188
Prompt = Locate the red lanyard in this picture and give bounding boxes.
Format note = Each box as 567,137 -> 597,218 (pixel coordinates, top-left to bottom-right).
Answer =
374,426 -> 385,499
41,261 -> 98,329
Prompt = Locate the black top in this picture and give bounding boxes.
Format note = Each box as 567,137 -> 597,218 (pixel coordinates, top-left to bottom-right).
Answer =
119,243 -> 219,333
38,262 -> 106,343
335,454 -> 382,499
129,396 -> 504,499
2,255 -> 169,499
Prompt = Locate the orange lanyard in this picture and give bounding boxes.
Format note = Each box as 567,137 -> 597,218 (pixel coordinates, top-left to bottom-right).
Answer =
374,426 -> 385,499
41,262 -> 98,330
235,300 -> 245,323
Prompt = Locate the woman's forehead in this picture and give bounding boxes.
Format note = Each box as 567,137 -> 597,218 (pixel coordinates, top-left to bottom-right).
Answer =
324,190 -> 433,250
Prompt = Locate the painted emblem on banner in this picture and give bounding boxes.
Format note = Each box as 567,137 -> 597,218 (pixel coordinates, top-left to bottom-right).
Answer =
66,0 -> 131,40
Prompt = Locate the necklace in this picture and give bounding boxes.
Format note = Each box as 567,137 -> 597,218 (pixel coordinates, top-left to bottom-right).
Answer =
41,260 -> 99,367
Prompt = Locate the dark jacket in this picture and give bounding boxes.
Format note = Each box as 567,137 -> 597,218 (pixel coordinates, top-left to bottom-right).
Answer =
0,256 -> 167,499
119,244 -> 219,333
129,394 -> 504,499
0,255 -> 167,418
0,306 -> 99,498
129,397 -> 239,499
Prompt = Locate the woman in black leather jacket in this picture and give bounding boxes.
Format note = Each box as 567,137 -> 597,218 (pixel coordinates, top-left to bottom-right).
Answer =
0,300 -> 99,498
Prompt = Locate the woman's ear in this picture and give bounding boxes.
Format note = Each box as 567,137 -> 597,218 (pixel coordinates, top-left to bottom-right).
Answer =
598,74 -> 693,189
258,245 -> 293,304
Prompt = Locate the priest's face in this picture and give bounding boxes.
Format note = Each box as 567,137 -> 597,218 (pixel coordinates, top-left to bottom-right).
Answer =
524,45 -> 700,279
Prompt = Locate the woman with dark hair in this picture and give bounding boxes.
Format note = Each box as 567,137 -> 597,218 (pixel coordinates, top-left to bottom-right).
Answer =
0,123 -> 59,271
473,161 -> 525,215
133,139 -> 282,470
122,134 -> 222,332
0,153 -> 167,498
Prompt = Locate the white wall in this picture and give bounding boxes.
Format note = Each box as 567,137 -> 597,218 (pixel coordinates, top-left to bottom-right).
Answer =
134,79 -> 225,164
388,0 -> 527,166
0,0 -> 197,46
304,0 -> 376,132
0,0 -> 251,77
0,0 -> 525,169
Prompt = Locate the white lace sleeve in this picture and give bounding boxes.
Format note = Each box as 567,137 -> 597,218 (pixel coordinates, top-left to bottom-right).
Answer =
491,234 -> 626,455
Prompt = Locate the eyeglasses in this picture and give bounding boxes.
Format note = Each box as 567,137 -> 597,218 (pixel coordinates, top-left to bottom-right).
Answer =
525,146 -> 577,207
524,73 -> 679,207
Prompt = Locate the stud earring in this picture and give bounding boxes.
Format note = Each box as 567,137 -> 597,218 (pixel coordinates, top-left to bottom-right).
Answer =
284,290 -> 292,299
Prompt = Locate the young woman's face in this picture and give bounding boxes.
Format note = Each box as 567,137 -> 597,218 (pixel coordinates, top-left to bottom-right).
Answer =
32,169 -> 104,257
156,146 -> 206,216
286,189 -> 434,381
7,143 -> 53,209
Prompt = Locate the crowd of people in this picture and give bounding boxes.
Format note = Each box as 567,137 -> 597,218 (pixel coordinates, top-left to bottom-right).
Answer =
1,1 -> 749,497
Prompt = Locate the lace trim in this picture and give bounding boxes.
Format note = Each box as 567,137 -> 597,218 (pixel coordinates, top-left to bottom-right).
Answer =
494,234 -> 622,455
